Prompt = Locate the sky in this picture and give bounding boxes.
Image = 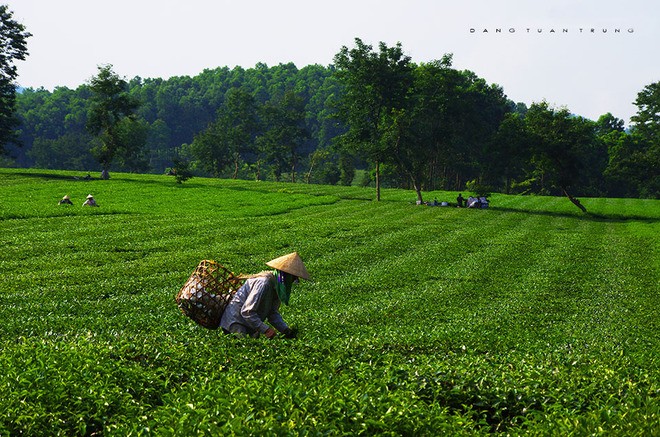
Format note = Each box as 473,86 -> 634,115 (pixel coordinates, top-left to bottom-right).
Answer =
7,0 -> 660,126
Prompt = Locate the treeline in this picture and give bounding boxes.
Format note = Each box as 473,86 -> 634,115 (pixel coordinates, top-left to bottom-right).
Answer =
6,41 -> 659,199
11,63 -> 345,181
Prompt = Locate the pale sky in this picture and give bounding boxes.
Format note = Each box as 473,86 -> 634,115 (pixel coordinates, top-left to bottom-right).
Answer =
7,0 -> 659,126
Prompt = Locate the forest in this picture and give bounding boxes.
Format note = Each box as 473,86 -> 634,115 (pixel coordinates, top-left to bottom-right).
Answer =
4,39 -> 659,200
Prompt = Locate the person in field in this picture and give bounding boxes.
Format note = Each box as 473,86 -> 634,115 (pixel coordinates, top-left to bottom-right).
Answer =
220,252 -> 309,339
58,195 -> 73,205
82,194 -> 98,207
456,193 -> 465,208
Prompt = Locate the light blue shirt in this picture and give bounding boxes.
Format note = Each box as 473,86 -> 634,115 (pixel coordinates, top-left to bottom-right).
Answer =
220,274 -> 289,334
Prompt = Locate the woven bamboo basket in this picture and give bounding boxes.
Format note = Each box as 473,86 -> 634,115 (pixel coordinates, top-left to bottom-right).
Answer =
176,260 -> 245,329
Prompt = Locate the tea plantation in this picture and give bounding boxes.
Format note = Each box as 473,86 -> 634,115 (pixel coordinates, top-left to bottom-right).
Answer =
1,168 -> 659,435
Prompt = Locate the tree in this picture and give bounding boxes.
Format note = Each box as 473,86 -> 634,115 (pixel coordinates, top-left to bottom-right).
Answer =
0,5 -> 31,155
384,57 -> 509,201
388,58 -> 456,202
455,70 -> 510,189
257,90 -> 308,182
145,119 -> 173,173
169,157 -> 193,184
601,129 -> 646,197
191,87 -> 258,178
628,82 -> 660,198
631,82 -> 660,140
524,102 -> 597,211
113,117 -> 150,172
28,132 -> 96,170
86,64 -> 140,178
595,112 -> 625,136
333,38 -> 413,200
484,112 -> 531,194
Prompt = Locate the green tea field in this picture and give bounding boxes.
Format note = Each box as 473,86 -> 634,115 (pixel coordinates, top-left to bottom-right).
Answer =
1,168 -> 659,435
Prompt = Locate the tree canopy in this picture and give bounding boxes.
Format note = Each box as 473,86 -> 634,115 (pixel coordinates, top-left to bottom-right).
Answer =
86,64 -> 141,178
333,38 -> 414,200
0,5 -> 31,154
7,38 -> 659,200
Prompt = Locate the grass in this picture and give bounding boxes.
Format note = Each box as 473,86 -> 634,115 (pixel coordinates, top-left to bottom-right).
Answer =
1,168 -> 659,435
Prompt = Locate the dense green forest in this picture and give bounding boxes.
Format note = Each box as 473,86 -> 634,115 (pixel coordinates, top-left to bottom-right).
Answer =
4,41 -> 659,200
9,63 -> 342,178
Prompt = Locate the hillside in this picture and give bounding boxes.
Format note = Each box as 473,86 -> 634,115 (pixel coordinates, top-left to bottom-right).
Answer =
1,168 -> 659,435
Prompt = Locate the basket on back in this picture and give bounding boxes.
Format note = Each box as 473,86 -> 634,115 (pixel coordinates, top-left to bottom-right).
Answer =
176,260 -> 245,329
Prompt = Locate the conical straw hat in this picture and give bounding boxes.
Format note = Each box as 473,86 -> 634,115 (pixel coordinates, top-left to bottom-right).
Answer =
265,252 -> 310,280
86,194 -> 94,199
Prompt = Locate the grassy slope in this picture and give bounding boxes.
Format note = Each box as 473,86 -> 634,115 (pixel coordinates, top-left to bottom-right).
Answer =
1,168 -> 659,435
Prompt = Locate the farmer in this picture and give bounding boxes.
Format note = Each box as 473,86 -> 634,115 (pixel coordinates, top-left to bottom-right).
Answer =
456,193 -> 465,208
58,195 -> 73,205
82,194 -> 98,207
220,252 -> 310,339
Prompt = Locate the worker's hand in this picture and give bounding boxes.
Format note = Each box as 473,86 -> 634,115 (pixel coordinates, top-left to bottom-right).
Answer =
283,327 -> 298,339
264,328 -> 277,339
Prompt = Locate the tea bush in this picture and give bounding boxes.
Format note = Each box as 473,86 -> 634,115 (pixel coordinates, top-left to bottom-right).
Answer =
0,168 -> 659,435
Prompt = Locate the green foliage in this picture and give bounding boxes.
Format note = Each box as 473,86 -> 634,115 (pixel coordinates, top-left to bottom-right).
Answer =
169,158 -> 193,184
86,65 -> 142,175
191,87 -> 259,178
0,5 -> 31,152
257,90 -> 309,182
464,180 -> 492,197
1,168 -> 659,435
10,46 -> 659,200
333,38 -> 414,200
525,102 -> 595,191
627,82 -> 660,198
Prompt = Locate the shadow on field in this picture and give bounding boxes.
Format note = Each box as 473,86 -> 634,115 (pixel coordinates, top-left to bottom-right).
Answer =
221,184 -> 374,201
490,206 -> 659,223
9,171 -> 96,181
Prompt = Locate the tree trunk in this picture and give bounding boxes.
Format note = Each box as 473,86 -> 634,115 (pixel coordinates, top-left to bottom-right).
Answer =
427,159 -> 435,192
413,179 -> 424,204
305,160 -> 314,184
375,160 -> 381,201
562,186 -> 587,213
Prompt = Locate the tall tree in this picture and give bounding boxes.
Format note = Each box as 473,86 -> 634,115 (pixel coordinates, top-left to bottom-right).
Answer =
113,117 -> 150,172
601,129 -> 646,197
333,38 -> 413,200
0,5 -> 31,154
485,111 -> 531,194
86,64 -> 140,178
455,70 -> 510,188
390,57 -> 458,201
191,87 -> 259,178
629,82 -> 660,198
388,57 -> 510,201
595,112 -> 625,136
257,90 -> 308,182
524,102 -> 596,211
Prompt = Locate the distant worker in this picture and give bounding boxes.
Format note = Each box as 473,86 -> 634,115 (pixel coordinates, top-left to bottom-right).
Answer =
82,194 -> 98,207
456,193 -> 465,208
220,252 -> 310,339
58,195 -> 73,205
